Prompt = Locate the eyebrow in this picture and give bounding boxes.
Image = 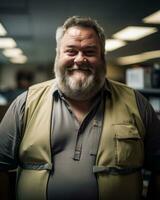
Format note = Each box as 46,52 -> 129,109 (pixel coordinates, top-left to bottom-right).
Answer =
65,45 -> 98,49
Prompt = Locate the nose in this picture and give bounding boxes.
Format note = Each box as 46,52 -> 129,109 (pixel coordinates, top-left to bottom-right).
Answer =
74,52 -> 87,65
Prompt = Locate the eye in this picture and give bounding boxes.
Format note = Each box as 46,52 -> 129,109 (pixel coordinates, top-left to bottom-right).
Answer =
66,49 -> 77,56
84,50 -> 96,56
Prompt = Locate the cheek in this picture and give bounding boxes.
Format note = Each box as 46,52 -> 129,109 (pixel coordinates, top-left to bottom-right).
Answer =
88,57 -> 103,67
58,53 -> 74,66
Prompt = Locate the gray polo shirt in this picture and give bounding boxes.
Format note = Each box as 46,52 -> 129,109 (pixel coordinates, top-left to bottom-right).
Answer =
47,88 -> 104,200
0,82 -> 160,200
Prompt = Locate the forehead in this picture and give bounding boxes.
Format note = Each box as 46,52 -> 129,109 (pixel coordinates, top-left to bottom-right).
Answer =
60,26 -> 100,47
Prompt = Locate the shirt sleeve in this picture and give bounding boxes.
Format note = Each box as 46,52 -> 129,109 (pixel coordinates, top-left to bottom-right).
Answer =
0,92 -> 27,170
135,90 -> 160,171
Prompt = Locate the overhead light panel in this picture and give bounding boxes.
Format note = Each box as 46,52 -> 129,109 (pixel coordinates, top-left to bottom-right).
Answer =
0,23 -> 7,36
113,26 -> 158,41
117,54 -> 145,65
117,50 -> 160,65
143,10 -> 160,24
0,38 -> 16,48
105,39 -> 126,52
142,50 -> 160,60
10,55 -> 27,64
3,48 -> 23,57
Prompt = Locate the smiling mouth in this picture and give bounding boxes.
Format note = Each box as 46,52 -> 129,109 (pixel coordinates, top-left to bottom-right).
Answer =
67,68 -> 92,75
67,66 -> 93,73
69,68 -> 90,72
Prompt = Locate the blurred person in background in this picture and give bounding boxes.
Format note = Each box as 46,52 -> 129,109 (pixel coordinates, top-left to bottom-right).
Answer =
2,69 -> 34,103
0,16 -> 160,200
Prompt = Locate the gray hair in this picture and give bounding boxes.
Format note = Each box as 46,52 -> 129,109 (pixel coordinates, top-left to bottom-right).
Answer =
56,16 -> 106,59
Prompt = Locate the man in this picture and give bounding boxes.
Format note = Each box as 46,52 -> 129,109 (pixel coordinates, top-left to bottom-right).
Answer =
0,16 -> 160,200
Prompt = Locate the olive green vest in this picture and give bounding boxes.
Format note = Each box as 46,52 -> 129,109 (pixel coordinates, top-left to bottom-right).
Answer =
17,79 -> 145,200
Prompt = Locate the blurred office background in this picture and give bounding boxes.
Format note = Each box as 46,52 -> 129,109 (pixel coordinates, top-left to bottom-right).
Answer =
0,1 -> 160,198
0,0 -> 160,104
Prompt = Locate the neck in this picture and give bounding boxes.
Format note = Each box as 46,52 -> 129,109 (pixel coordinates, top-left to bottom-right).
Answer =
67,97 -> 93,110
66,97 -> 93,123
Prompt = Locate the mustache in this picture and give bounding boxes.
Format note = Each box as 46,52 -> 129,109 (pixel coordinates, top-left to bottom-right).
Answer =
67,64 -> 94,73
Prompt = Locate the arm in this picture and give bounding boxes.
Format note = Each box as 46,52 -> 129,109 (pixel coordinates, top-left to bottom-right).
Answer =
144,107 -> 160,200
0,92 -> 27,198
135,91 -> 160,200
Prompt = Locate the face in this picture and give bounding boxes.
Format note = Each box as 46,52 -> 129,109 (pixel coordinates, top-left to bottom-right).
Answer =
54,26 -> 106,101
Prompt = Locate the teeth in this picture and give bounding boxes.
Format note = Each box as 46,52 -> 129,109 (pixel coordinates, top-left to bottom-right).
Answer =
68,68 -> 90,71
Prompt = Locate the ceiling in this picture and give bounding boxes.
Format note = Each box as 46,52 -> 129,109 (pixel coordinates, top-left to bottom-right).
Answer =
0,0 -> 160,68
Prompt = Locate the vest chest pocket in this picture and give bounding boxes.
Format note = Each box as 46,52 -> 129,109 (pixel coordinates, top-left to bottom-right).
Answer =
114,124 -> 144,167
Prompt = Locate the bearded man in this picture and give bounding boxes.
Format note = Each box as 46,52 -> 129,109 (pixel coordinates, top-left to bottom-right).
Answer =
0,16 -> 160,200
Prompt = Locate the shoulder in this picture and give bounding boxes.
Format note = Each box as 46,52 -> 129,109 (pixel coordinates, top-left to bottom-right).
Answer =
14,91 -> 28,105
134,90 -> 149,110
26,79 -> 56,99
134,90 -> 159,129
8,91 -> 27,117
107,79 -> 134,91
106,79 -> 135,99
0,91 -> 27,129
107,79 -> 155,118
29,79 -> 56,91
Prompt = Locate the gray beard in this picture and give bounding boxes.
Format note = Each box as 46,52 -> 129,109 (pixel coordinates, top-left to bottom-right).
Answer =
54,61 -> 106,101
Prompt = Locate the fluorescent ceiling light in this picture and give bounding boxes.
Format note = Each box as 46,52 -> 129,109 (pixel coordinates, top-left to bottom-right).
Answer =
113,26 -> 157,41
117,50 -> 160,65
143,10 -> 160,24
3,48 -> 23,57
105,39 -> 126,51
0,38 -> 16,48
0,23 -> 7,36
143,50 -> 160,60
117,54 -> 145,65
10,55 -> 27,64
